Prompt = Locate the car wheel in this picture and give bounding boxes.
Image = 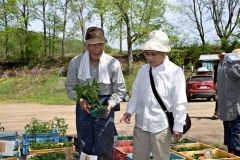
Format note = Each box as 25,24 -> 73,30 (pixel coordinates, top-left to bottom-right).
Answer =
207,98 -> 211,101
187,97 -> 191,102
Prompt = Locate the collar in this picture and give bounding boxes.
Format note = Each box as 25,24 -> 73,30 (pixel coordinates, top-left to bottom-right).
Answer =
151,56 -> 169,71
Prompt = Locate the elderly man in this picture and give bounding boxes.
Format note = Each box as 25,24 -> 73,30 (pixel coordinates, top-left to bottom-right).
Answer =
121,30 -> 188,159
217,48 -> 240,156
65,26 -> 127,160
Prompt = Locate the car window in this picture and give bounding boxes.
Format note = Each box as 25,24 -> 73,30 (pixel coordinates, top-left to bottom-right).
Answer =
189,76 -> 213,81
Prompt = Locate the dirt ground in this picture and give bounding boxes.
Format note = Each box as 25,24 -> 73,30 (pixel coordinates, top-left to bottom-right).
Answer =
0,101 -> 225,149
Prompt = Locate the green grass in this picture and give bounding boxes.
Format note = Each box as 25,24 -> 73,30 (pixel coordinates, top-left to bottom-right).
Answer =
0,61 -> 191,104
0,72 -> 139,104
0,75 -> 74,105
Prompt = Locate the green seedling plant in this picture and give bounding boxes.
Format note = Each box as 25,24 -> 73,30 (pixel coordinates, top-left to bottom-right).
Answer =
74,81 -> 107,118
25,118 -> 52,134
51,117 -> 68,136
117,135 -> 133,140
25,117 -> 68,135
173,146 -> 210,152
28,152 -> 66,160
30,142 -> 72,150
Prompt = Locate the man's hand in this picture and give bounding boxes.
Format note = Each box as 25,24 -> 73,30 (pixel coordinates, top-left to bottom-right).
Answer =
120,112 -> 132,124
104,104 -> 112,118
79,99 -> 91,113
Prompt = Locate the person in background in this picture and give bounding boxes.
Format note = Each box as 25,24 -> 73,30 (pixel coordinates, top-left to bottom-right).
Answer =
217,48 -> 240,156
211,51 -> 225,120
65,26 -> 127,160
120,30 -> 188,159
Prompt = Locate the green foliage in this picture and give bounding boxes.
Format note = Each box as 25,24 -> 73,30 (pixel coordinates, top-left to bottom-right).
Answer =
28,152 -> 66,160
30,142 -> 72,150
74,82 -> 107,118
74,81 -> 100,106
116,135 -> 133,140
24,117 -> 68,135
52,117 -> 68,136
169,49 -> 186,66
25,118 -> 53,134
0,28 -> 83,62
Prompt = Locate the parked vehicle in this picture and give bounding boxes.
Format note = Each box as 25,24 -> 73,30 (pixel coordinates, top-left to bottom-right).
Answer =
186,72 -> 216,102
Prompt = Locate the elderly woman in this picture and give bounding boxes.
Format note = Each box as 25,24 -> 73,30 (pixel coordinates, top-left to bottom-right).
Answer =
121,30 -> 188,159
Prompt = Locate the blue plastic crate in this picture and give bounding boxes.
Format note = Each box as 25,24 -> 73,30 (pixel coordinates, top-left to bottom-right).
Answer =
59,136 -> 68,142
170,152 -> 185,160
0,131 -> 18,141
21,129 -> 59,155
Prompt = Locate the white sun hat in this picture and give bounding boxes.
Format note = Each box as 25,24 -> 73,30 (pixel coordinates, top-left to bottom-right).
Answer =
141,30 -> 171,53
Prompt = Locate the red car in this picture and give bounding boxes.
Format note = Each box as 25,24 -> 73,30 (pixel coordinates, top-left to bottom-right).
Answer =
186,74 -> 216,101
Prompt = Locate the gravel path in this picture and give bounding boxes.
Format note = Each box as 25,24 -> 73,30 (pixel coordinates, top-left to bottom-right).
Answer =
0,101 -> 225,148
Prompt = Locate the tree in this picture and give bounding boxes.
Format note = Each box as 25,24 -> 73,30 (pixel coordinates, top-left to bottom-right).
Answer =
113,0 -> 167,74
88,0 -> 110,29
47,0 -> 62,58
13,0 -> 35,60
69,0 -> 89,48
61,0 -> 70,57
0,0 -> 16,59
178,0 -> 209,48
206,0 -> 240,50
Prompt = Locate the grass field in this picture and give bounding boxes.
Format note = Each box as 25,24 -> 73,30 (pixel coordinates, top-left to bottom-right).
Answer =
0,73 -> 138,104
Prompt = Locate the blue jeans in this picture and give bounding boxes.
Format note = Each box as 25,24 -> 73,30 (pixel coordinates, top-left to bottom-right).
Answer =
76,96 -> 115,160
223,115 -> 240,156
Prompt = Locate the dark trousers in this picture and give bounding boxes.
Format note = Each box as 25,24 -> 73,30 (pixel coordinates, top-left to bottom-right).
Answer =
223,116 -> 240,156
76,103 -> 115,160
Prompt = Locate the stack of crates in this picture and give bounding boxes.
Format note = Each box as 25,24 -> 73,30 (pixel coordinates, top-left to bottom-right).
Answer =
170,137 -> 240,160
21,128 -> 60,155
113,135 -> 133,160
0,130 -> 20,159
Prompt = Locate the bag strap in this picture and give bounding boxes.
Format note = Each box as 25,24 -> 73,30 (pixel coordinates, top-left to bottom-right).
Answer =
149,67 -> 167,112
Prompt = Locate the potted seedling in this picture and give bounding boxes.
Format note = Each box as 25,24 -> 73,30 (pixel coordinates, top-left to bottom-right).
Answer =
74,81 -> 109,119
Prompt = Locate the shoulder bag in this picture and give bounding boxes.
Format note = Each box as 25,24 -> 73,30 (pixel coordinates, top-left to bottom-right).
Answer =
149,67 -> 191,134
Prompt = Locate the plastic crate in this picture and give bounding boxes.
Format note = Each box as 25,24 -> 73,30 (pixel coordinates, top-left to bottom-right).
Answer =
0,131 -> 18,141
21,129 -> 59,155
171,137 -> 197,145
113,146 -> 133,160
197,149 -> 240,160
124,152 -> 185,160
114,140 -> 133,147
170,152 -> 185,160
171,143 -> 215,153
22,133 -> 59,145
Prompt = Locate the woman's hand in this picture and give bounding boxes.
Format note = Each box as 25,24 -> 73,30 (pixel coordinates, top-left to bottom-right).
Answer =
172,131 -> 183,142
79,99 -> 91,113
120,112 -> 132,124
